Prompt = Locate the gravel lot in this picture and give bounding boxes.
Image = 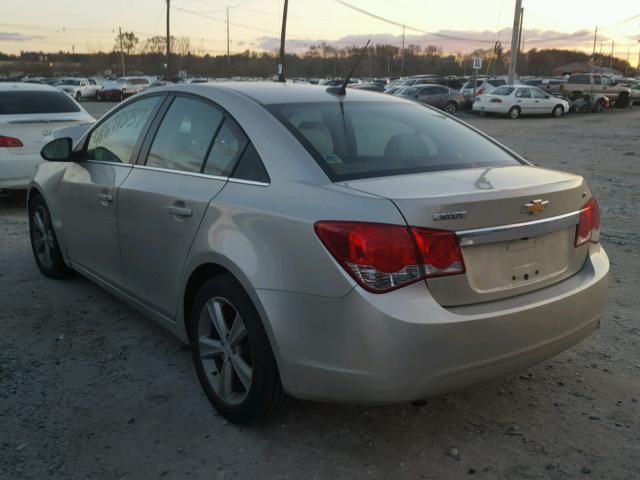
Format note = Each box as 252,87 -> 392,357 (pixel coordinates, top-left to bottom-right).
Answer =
1,103 -> 639,480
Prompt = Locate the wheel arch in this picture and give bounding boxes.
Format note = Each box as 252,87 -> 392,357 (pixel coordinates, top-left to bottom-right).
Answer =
180,257 -> 287,383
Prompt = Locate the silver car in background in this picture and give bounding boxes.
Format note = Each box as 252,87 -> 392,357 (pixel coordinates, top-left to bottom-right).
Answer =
395,84 -> 466,113
28,83 -> 609,424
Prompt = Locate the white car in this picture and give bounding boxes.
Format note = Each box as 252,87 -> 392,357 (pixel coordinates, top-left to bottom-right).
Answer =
56,77 -> 101,101
473,85 -> 570,119
0,83 -> 94,194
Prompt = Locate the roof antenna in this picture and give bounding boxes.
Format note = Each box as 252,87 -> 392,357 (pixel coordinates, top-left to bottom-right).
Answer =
326,39 -> 371,96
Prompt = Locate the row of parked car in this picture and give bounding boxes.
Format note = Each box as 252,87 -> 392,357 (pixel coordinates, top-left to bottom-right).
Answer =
375,73 -> 640,118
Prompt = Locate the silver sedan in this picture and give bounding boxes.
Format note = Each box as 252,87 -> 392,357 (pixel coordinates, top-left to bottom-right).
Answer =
29,83 -> 609,424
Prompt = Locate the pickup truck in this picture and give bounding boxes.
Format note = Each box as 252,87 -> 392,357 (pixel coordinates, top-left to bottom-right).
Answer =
546,73 -> 631,107
57,78 -> 101,102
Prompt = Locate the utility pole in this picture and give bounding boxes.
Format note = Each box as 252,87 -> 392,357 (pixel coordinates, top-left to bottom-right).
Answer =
119,27 -> 126,76
277,0 -> 288,82
507,0 -> 523,85
609,40 -> 614,71
592,26 -> 598,58
516,6 -> 524,55
166,0 -> 171,80
226,6 -> 230,64
401,24 -> 405,76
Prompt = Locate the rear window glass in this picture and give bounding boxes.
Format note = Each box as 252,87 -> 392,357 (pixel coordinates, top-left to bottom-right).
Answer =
0,91 -> 81,115
268,101 -> 521,181
491,86 -> 515,95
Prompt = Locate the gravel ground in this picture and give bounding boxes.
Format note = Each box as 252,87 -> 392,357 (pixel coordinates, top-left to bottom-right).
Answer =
1,104 -> 639,480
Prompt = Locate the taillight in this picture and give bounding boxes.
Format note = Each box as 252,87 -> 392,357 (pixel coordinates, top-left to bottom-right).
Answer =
575,197 -> 600,247
489,98 -> 502,103
0,135 -> 23,148
315,221 -> 465,293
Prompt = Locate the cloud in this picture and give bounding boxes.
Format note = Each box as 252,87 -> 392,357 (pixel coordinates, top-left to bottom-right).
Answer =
256,28 -> 607,54
0,32 -> 43,42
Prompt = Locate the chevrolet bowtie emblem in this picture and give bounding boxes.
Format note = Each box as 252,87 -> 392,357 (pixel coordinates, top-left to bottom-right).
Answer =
522,199 -> 549,215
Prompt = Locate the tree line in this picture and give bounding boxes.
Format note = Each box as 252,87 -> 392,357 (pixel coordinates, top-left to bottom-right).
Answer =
1,32 -> 637,79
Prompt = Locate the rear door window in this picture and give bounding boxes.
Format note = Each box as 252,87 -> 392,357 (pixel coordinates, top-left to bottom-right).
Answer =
203,118 -> 247,176
145,97 -> 223,173
0,91 -> 80,114
515,88 -> 532,98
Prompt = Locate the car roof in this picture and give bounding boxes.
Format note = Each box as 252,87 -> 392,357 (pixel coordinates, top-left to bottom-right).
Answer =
156,82 -> 401,105
0,82 -> 61,92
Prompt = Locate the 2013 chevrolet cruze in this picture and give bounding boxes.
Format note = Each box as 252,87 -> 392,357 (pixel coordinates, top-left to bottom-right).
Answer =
28,83 -> 609,424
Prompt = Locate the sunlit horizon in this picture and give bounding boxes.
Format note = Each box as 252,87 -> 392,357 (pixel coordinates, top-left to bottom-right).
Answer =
1,0 -> 638,64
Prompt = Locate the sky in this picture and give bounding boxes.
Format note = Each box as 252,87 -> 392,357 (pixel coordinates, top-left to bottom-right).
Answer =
1,0 -> 639,63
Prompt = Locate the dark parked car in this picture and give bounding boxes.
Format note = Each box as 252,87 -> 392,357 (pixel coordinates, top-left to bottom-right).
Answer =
396,84 -> 466,113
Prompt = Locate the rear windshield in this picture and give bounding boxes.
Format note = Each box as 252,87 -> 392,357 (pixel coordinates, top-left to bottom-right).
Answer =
0,91 -> 80,115
268,101 -> 521,181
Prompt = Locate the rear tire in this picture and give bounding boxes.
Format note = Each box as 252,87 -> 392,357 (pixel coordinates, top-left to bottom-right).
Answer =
552,105 -> 564,117
508,106 -> 520,119
28,195 -> 73,279
444,101 -> 457,114
189,274 -> 291,424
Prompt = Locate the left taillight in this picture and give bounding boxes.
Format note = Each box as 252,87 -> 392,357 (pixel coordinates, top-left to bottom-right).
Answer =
0,135 -> 23,148
575,197 -> 600,247
314,221 -> 465,293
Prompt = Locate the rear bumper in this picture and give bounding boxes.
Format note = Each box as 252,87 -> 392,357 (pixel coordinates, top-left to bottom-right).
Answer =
258,244 -> 609,403
0,155 -> 41,189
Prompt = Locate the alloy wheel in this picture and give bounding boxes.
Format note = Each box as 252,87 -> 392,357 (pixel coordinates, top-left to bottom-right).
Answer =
197,297 -> 253,405
31,206 -> 55,269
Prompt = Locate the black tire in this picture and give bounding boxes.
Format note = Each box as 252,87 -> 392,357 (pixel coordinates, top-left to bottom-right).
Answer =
552,105 -> 564,118
616,93 -> 629,108
444,101 -> 457,114
118,91 -> 124,102
96,91 -> 102,101
75,91 -> 82,102
189,274 -> 291,424
28,195 -> 73,279
508,106 -> 520,119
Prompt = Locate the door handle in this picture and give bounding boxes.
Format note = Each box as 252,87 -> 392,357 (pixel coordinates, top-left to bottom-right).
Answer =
97,193 -> 113,205
167,205 -> 192,217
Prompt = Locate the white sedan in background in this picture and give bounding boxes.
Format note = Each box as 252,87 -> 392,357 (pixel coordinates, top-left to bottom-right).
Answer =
473,85 -> 570,119
0,83 -> 94,195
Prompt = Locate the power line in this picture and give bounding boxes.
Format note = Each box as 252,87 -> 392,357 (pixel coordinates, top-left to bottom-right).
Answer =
330,0 -> 496,44
172,4 -> 277,34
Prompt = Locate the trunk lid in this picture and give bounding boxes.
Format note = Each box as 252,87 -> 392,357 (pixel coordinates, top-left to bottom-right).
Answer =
0,113 -> 92,156
340,165 -> 590,306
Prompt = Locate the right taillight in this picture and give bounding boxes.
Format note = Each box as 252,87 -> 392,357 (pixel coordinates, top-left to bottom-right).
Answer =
575,197 -> 600,247
314,221 -> 465,293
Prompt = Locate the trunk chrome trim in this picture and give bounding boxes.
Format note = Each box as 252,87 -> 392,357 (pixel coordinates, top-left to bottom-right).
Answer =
456,210 -> 580,246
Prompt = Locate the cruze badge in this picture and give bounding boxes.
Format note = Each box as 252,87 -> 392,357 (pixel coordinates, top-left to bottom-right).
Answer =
522,199 -> 549,215
433,210 -> 467,221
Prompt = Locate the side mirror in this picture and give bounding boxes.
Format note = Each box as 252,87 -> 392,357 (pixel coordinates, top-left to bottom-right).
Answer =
41,137 -> 73,161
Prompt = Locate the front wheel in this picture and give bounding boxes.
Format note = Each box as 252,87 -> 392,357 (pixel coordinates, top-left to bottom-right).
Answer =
593,99 -> 605,113
28,196 -> 72,278
189,275 -> 291,424
552,105 -> 564,117
508,106 -> 521,119
444,101 -> 457,114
